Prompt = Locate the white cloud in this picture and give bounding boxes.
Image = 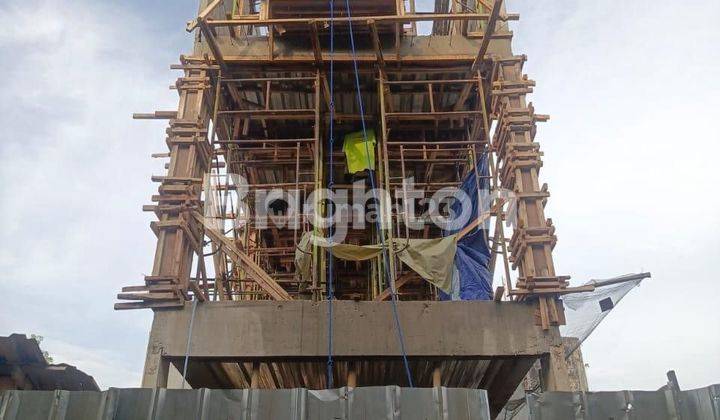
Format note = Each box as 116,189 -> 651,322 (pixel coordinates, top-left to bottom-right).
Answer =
0,0 -> 185,388
508,0 -> 720,390
42,337 -> 142,388
0,0 -> 717,393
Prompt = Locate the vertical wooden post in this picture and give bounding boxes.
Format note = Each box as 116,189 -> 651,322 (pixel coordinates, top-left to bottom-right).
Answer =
377,70 -> 398,291
491,57 -> 572,388
347,362 -> 358,388
146,67 -> 212,307
432,365 -> 442,388
250,361 -> 260,388
314,70 -> 324,301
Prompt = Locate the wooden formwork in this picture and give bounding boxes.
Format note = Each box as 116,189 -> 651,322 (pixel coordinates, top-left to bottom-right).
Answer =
118,0 -> 591,391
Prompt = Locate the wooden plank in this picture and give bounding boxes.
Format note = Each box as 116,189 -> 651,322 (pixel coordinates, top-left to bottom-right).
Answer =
368,20 -> 385,70
122,285 -> 178,293
471,0 -> 504,72
207,13 -> 520,28
508,285 -> 594,296
192,211 -> 293,301
199,19 -> 228,73
385,110 -> 485,120
456,201 -> 504,241
114,301 -> 184,311
117,293 -> 178,301
453,0 -> 505,112
186,0 -> 224,32
309,21 -> 323,65
218,108 -> 315,116
188,280 -> 208,302
133,111 -> 178,120
373,273 -> 414,301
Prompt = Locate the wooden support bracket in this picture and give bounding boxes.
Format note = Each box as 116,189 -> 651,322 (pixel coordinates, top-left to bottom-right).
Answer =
192,211 -> 293,301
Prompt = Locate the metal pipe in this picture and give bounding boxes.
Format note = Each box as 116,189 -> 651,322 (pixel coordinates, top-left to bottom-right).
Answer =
590,272 -> 651,288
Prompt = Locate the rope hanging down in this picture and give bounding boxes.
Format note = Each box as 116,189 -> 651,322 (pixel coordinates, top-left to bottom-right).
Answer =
326,0 -> 336,389
181,70 -> 224,389
181,298 -> 199,388
342,0 -> 414,387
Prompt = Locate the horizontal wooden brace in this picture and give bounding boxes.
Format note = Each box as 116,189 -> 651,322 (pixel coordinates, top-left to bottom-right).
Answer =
117,292 -> 178,301
114,301 -> 184,310
203,13 -> 520,30
133,111 -> 178,120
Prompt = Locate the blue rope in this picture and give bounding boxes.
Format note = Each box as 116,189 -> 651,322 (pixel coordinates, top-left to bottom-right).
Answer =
181,298 -> 198,389
326,0 -> 336,390
342,0 -> 414,387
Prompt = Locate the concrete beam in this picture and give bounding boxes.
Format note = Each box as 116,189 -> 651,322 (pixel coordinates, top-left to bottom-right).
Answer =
192,35 -> 513,65
144,301 -> 559,361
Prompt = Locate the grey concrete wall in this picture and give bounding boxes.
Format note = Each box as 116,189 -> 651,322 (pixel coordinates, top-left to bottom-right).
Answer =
146,301 -> 558,359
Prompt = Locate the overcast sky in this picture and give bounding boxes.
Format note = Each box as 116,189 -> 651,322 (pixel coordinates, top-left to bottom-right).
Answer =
0,0 -> 718,391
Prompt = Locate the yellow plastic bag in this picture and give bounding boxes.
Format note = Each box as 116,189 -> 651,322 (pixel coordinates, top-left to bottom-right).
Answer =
342,130 -> 376,174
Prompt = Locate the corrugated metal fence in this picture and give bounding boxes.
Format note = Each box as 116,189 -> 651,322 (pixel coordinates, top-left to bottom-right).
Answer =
0,386 -> 491,420
526,384 -> 720,420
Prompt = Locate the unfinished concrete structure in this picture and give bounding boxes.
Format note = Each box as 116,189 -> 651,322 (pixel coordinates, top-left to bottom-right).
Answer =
116,0 -> 594,416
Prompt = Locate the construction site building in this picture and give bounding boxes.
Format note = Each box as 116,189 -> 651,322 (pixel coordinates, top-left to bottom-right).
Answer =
116,0 -> 589,416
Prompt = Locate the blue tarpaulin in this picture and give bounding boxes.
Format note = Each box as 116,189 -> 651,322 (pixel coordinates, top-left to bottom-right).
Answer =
441,155 -> 493,301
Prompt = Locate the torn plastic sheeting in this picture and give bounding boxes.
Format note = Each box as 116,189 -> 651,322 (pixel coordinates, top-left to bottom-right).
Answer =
560,276 -> 643,357
295,232 -> 457,293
